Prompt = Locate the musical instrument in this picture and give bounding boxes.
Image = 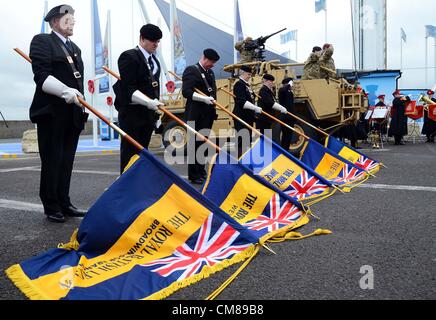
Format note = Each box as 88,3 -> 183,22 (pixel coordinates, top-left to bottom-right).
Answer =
418,95 -> 436,121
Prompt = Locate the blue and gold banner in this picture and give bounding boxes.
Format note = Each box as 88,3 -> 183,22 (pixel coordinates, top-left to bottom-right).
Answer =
239,136 -> 334,204
301,140 -> 369,190
6,150 -> 259,300
325,136 -> 381,175
203,152 -> 311,243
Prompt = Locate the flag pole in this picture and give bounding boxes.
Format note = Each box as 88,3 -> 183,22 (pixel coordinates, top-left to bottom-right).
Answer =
400,31 -> 403,70
217,87 -> 312,141
107,10 -> 114,140
295,30 -> 298,61
234,0 -> 238,64
91,0 -> 98,148
217,86 -> 378,177
434,37 -> 436,85
15,48 -> 145,152
169,71 -> 261,135
325,5 -> 328,43
102,67 -> 221,153
425,36 -> 428,87
170,0 -> 175,73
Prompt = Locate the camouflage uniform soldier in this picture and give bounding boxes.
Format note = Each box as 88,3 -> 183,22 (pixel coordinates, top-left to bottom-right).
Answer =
319,43 -> 336,79
302,46 -> 322,80
235,37 -> 255,63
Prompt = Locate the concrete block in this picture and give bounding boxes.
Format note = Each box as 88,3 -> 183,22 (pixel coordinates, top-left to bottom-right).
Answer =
22,129 -> 39,154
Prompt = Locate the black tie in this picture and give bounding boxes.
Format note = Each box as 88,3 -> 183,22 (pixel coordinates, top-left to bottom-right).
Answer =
66,39 -> 74,54
148,56 -> 155,74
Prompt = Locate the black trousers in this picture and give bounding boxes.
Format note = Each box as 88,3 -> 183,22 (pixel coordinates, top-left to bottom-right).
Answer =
256,119 -> 272,136
235,120 -> 254,158
37,115 -> 81,215
280,115 -> 295,151
394,135 -> 403,145
119,112 -> 155,173
187,111 -> 215,181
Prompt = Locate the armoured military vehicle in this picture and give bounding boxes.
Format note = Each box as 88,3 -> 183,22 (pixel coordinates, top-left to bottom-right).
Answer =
157,58 -> 367,156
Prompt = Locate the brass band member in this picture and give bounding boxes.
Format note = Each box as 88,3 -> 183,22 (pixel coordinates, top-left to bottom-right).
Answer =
422,90 -> 436,143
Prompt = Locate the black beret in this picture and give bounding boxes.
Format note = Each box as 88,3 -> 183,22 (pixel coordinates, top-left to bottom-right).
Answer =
240,65 -> 253,73
45,4 -> 75,22
312,46 -> 322,53
282,77 -> 294,85
140,24 -> 163,41
203,48 -> 220,62
263,74 -> 275,82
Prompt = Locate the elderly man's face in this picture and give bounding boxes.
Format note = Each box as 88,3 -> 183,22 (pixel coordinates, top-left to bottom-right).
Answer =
241,71 -> 252,82
54,14 -> 75,37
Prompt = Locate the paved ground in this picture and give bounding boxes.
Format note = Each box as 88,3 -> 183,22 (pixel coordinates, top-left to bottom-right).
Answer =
0,140 -> 435,300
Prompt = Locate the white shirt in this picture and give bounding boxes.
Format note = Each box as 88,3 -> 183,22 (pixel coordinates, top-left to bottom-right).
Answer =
138,46 -> 158,75
53,31 -> 68,44
239,77 -> 249,85
199,61 -> 209,72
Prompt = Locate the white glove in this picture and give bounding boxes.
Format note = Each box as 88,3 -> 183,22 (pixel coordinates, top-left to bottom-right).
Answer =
243,101 -> 262,114
42,75 -> 83,107
192,92 -> 215,105
131,90 -> 164,111
272,103 -> 287,114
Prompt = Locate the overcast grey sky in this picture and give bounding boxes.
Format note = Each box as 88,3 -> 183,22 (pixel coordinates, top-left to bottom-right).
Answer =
1,0 -> 435,120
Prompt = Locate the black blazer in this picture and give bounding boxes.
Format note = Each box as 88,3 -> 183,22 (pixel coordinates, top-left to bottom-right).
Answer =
278,85 -> 294,113
182,64 -> 217,120
258,85 -> 276,122
233,79 -> 255,123
114,47 -> 161,121
29,32 -> 84,125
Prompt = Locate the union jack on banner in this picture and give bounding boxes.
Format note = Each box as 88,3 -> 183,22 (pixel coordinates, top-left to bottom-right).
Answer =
141,214 -> 251,281
245,194 -> 302,233
333,164 -> 366,184
355,155 -> 379,172
286,171 -> 329,200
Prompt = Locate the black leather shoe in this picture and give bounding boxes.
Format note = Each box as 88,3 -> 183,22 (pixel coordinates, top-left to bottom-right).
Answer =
190,178 -> 205,185
62,205 -> 87,217
46,212 -> 66,223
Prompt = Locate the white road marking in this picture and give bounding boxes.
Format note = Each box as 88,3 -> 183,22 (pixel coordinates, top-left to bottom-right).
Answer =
0,199 -> 44,213
360,184 -> 436,193
0,167 -> 188,179
0,166 -> 39,173
22,168 -> 120,176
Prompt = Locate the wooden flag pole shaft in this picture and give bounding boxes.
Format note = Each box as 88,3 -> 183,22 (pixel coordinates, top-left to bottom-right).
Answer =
219,86 -> 329,138
218,86 -> 376,177
14,48 -> 145,152
102,67 -> 221,153
218,87 -> 311,141
168,71 -> 262,137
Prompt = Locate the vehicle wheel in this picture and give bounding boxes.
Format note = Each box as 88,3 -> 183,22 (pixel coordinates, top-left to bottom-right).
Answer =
163,120 -> 188,156
284,121 -> 321,157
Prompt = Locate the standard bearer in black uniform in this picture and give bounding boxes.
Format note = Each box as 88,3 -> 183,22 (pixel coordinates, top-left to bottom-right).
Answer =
232,65 -> 262,157
30,4 -> 88,223
278,77 -> 295,151
257,74 -> 287,135
182,49 -> 220,184
114,24 -> 164,173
